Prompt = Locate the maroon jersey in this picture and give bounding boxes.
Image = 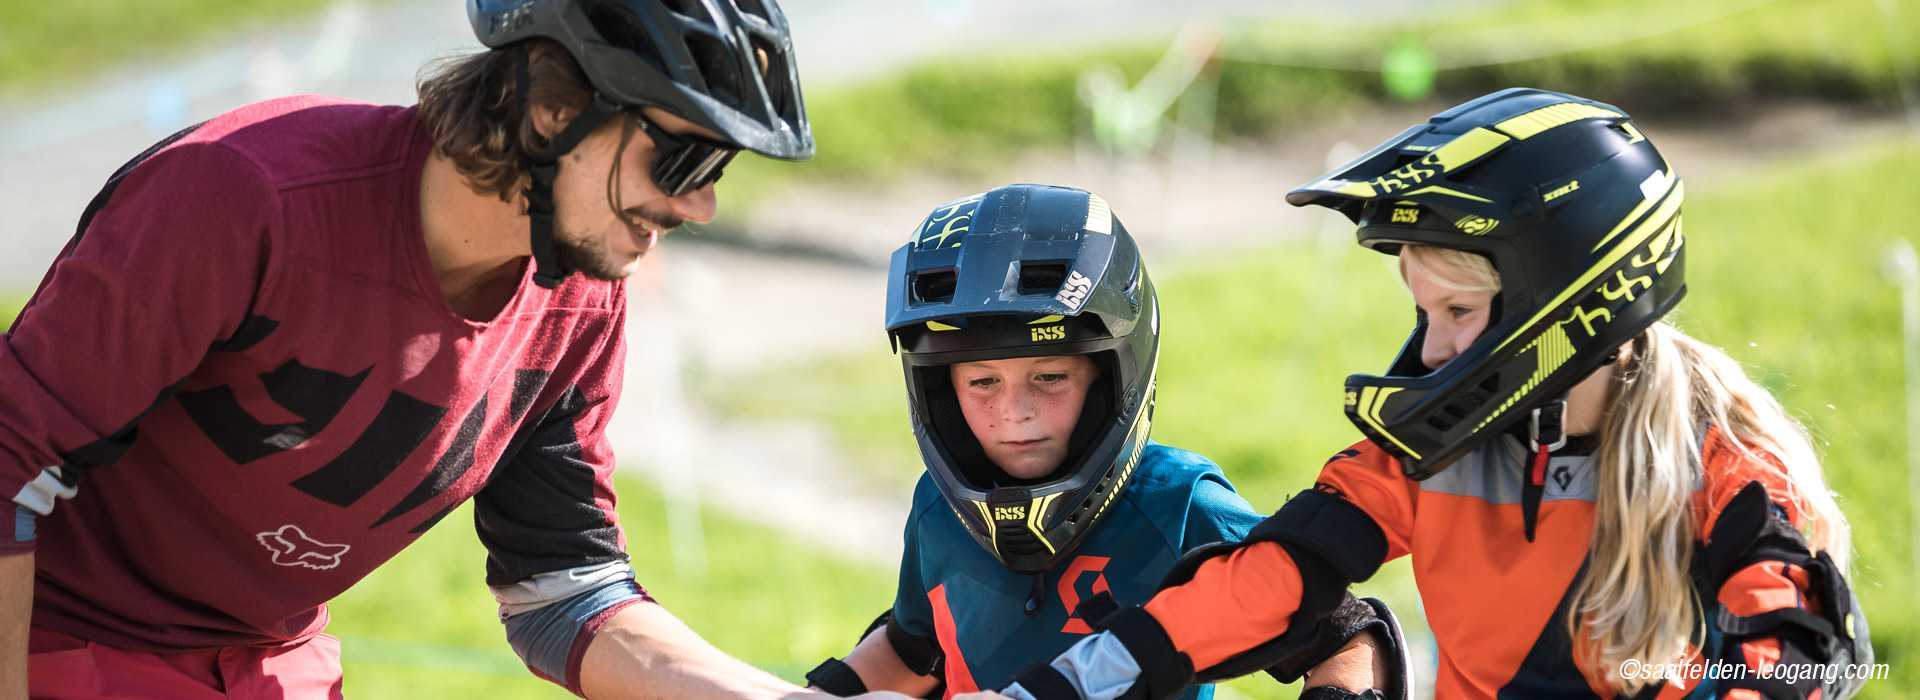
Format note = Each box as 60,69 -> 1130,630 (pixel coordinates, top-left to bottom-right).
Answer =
0,96 -> 630,652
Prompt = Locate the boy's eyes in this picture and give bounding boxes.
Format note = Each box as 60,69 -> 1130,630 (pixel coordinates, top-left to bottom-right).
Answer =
962,373 -> 1070,388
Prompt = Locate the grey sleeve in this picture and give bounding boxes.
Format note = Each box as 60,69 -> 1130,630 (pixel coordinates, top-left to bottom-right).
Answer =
492,561 -> 650,695
1003,631 -> 1143,700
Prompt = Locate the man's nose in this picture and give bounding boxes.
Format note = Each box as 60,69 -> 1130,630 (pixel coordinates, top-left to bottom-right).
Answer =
667,182 -> 718,224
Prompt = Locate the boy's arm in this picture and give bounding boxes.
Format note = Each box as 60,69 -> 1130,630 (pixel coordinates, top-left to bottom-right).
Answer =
836,624 -> 941,697
0,551 -> 29,697
1301,633 -> 1387,693
814,497 -> 944,698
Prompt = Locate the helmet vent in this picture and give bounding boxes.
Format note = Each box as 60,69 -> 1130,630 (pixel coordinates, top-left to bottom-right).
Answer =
660,0 -> 712,21
912,270 -> 957,304
747,34 -> 789,119
1018,262 -> 1068,295
584,1 -> 667,75
734,0 -> 772,22
1427,416 -> 1455,432
682,31 -> 745,109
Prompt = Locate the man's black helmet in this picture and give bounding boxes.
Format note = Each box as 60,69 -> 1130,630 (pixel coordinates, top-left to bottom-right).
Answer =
885,184 -> 1159,573
1287,88 -> 1685,480
468,0 -> 811,160
467,0 -> 812,287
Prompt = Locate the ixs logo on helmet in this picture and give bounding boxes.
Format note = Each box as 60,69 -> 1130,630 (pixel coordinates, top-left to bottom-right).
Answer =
1030,325 -> 1066,342
992,505 -> 1027,521
256,524 -> 350,571
1567,215 -> 1685,339
1370,152 -> 1442,195
1055,271 -> 1094,311
1454,216 -> 1499,235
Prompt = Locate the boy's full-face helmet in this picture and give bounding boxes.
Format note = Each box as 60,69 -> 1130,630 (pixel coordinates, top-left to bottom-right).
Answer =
885,184 -> 1159,573
1287,88 -> 1687,480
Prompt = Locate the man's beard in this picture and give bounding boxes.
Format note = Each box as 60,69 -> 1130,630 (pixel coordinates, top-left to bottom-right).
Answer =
554,230 -> 634,281
553,208 -> 687,281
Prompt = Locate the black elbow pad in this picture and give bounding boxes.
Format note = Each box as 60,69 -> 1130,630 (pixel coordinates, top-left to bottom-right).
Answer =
1696,482 -> 1873,700
1156,487 -> 1390,684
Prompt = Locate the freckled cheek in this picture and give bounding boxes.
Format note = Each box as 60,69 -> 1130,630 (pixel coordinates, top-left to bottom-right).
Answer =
1040,392 -> 1084,437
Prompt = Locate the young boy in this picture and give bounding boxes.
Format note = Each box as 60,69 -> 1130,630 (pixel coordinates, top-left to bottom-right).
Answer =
802,184 -> 1262,700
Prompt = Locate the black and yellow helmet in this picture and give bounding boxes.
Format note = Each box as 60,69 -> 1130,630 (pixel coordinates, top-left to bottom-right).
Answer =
884,184 -> 1159,573
1288,88 -> 1685,480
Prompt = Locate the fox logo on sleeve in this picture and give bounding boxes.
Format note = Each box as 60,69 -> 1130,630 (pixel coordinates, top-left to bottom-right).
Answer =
256,524 -> 352,571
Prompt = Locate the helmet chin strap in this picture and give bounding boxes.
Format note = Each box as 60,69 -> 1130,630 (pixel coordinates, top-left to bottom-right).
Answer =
517,45 -> 623,289
1516,344 -> 1623,542
1521,398 -> 1567,543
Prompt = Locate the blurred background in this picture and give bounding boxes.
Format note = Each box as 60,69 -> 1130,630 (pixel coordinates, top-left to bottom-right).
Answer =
2,0 -> 1917,697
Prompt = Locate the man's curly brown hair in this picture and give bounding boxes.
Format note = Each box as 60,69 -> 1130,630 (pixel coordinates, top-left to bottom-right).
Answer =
415,40 -> 594,202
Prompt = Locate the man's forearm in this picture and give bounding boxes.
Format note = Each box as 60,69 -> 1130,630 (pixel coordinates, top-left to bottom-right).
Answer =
577,600 -> 827,700
1,550 -> 33,698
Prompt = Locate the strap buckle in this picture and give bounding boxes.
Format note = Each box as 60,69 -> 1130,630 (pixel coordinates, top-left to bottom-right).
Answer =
1529,399 -> 1568,453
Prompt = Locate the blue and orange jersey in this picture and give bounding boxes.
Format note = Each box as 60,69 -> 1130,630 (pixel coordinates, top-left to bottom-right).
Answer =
1144,428 -> 1829,699
892,442 -> 1263,699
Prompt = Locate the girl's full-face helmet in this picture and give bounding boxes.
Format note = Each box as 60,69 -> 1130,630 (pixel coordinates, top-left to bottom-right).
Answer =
885,184 -> 1159,573
1287,88 -> 1687,480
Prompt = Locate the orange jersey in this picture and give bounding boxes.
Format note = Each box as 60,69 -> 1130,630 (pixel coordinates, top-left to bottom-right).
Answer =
1146,428 -> 1817,699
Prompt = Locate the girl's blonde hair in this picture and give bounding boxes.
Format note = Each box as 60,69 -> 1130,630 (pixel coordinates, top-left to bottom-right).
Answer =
1400,245 -> 1850,694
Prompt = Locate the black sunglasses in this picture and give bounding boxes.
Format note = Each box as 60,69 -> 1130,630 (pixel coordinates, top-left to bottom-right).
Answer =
633,114 -> 739,197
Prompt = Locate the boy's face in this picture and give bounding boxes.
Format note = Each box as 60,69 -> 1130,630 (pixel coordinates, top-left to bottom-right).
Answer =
949,354 -> 1100,480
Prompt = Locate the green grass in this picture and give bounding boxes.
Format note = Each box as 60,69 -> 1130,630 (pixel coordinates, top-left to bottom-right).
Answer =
0,1 -> 382,95
712,136 -> 1920,697
714,0 -> 1919,205
327,474 -> 896,697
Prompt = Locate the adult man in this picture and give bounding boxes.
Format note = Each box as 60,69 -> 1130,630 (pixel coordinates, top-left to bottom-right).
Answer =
0,1 -> 902,698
